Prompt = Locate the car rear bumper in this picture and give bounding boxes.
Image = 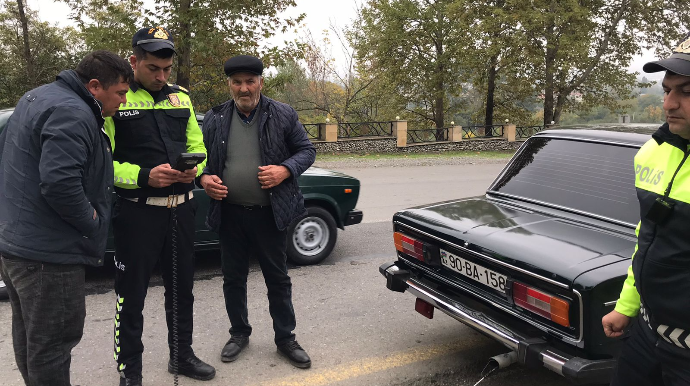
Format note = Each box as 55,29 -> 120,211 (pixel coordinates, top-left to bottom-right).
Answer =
379,261 -> 615,385
344,209 -> 363,226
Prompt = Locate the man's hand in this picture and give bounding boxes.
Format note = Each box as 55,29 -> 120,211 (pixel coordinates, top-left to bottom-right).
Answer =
200,174 -> 228,200
602,310 -> 631,338
93,209 -> 98,220
148,164 -> 182,188
258,165 -> 290,189
177,166 -> 197,184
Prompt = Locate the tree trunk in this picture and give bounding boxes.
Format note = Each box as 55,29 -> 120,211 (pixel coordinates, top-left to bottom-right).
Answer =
484,53 -> 498,137
175,0 -> 192,90
553,92 -> 567,125
543,46 -> 556,126
16,0 -> 34,84
542,1 -> 557,126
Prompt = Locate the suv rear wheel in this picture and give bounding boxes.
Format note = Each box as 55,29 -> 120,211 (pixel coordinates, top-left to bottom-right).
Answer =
287,206 -> 337,265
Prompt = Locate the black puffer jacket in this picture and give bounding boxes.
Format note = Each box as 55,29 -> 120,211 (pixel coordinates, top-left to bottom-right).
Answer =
202,95 -> 316,232
0,70 -> 114,266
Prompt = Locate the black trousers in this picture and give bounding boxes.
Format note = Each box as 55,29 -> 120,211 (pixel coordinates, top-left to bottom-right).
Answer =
219,202 -> 296,345
112,197 -> 197,379
611,315 -> 690,386
0,254 -> 85,386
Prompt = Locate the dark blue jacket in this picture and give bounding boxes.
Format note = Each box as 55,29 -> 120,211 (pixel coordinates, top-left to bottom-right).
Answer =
0,70 -> 114,266
202,95 -> 316,232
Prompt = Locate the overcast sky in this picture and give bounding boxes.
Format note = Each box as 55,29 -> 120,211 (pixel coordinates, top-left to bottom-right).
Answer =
29,0 -> 662,82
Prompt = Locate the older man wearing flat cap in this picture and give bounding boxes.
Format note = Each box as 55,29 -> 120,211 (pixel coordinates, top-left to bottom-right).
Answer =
200,55 -> 315,368
601,33 -> 690,386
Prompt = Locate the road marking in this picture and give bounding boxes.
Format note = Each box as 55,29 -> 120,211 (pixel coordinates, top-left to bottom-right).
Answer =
250,341 -> 466,386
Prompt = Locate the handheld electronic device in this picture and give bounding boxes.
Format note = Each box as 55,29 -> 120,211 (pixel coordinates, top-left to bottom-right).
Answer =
174,152 -> 206,171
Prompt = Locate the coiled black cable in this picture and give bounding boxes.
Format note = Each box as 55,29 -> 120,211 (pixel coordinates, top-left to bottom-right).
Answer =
171,202 -> 179,386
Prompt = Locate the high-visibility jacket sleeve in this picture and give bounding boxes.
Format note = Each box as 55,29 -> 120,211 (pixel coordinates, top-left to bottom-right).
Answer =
614,222 -> 641,317
184,106 -> 207,177
103,117 -> 145,189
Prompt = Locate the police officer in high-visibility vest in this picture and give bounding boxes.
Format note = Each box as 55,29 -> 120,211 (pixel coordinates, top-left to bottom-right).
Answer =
104,27 -> 215,386
602,33 -> 690,386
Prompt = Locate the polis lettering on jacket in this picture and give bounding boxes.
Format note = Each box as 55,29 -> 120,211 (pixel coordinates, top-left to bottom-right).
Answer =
635,164 -> 664,185
119,110 -> 140,118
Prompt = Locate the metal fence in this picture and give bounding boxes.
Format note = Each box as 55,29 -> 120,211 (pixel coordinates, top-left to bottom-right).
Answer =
516,125 -> 546,139
463,125 -> 505,139
337,121 -> 394,138
407,128 -> 449,144
303,123 -> 320,140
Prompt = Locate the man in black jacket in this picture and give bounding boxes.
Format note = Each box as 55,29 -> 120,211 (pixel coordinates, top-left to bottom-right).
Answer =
200,55 -> 316,368
0,50 -> 132,386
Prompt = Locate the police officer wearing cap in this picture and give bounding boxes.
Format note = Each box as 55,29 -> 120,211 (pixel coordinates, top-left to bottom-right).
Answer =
199,55 -> 315,368
602,33 -> 690,385
104,26 -> 215,385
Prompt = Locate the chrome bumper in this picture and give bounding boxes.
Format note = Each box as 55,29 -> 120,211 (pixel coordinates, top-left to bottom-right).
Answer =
379,261 -> 615,385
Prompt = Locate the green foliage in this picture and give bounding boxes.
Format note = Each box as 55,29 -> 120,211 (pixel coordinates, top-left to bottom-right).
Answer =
516,0 -> 690,125
0,1 -> 81,107
351,0 -> 467,129
59,0 -> 142,57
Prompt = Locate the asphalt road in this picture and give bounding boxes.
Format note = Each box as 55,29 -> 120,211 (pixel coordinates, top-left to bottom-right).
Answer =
0,161 -> 571,386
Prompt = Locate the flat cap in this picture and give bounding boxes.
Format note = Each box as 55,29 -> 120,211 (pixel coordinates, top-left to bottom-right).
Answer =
643,33 -> 690,76
224,55 -> 264,77
132,26 -> 176,53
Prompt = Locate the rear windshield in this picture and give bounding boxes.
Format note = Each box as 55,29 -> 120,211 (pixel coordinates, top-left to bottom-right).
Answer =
490,137 -> 640,225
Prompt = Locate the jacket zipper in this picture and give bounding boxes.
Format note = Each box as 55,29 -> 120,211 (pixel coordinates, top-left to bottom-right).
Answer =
638,147 -> 690,315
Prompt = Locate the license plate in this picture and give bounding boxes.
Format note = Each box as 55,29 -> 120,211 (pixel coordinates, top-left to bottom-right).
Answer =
440,249 -> 507,293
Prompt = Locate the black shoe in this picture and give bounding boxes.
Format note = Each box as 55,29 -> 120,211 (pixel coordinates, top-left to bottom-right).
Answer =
168,354 -> 216,381
221,335 -> 249,362
277,340 -> 311,369
119,377 -> 142,386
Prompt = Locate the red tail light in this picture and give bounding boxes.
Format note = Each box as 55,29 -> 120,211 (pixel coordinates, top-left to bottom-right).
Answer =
512,282 -> 570,327
394,232 -> 425,262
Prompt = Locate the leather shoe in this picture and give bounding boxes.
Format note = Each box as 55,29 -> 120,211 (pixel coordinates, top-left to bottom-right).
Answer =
277,340 -> 311,369
168,353 -> 216,381
119,377 -> 142,386
221,335 -> 249,362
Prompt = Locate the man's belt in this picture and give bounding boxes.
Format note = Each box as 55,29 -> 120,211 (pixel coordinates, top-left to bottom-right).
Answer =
122,192 -> 193,208
641,303 -> 690,349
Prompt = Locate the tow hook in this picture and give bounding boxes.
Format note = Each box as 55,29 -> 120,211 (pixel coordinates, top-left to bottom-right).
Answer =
379,262 -> 410,293
473,351 -> 518,385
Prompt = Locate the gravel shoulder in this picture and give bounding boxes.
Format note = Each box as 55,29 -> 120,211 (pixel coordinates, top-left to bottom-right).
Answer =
312,155 -> 512,170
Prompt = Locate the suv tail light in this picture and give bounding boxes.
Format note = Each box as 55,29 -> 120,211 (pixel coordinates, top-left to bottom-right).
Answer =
394,232 -> 424,262
512,282 -> 570,327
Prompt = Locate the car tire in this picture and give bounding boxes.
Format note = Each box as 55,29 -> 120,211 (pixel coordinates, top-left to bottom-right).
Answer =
0,279 -> 8,301
287,206 -> 338,265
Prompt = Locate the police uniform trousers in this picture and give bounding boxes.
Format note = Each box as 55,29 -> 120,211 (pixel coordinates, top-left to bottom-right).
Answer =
611,315 -> 690,386
219,201 -> 296,345
112,196 -> 197,378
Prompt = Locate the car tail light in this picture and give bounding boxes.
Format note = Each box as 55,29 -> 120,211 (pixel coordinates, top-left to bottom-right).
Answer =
394,232 -> 425,262
512,282 -> 570,327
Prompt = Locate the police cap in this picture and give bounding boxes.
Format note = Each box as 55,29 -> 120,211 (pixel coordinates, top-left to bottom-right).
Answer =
224,55 -> 264,77
132,26 -> 176,53
644,33 -> 690,76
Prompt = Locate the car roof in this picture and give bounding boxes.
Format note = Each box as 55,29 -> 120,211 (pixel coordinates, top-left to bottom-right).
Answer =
535,127 -> 654,147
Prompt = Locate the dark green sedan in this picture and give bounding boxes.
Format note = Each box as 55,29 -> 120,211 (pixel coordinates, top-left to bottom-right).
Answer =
0,108 -> 362,299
